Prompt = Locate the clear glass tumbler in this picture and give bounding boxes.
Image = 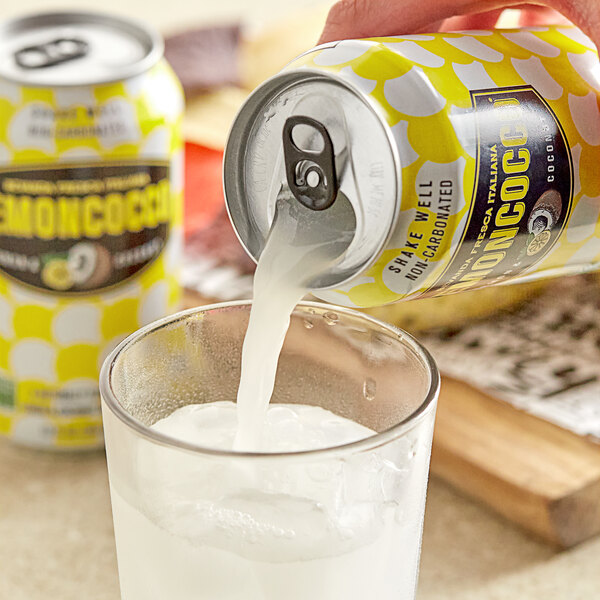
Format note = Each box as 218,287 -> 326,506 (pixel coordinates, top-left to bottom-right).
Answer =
100,301 -> 440,600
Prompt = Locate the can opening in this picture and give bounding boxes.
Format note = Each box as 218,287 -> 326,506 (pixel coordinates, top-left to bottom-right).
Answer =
224,70 -> 400,291
283,115 -> 339,212
14,37 -> 89,69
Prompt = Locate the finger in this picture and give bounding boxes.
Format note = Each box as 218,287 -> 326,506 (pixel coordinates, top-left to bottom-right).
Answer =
319,0 -> 600,50
439,8 -> 505,32
318,0 -> 477,43
439,6 -> 568,31
517,5 -> 571,26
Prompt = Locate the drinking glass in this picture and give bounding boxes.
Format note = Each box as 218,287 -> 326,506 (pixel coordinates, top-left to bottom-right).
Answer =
100,301 -> 440,600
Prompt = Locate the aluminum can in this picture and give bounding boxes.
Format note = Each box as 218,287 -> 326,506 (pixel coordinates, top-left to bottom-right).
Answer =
224,26 -> 600,308
0,12 -> 184,449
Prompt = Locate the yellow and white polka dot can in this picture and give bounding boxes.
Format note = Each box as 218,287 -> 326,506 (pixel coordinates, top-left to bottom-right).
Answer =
0,12 -> 183,449
225,26 -> 600,308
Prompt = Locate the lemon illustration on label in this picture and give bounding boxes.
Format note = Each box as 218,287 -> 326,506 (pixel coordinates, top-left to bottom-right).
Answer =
41,259 -> 73,291
527,230 -> 552,256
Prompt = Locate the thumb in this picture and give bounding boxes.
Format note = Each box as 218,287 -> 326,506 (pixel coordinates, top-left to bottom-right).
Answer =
319,0 -> 600,51
319,0 -> 473,43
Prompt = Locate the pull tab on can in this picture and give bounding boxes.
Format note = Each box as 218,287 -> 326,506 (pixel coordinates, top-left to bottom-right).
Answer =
14,37 -> 89,70
283,116 -> 338,211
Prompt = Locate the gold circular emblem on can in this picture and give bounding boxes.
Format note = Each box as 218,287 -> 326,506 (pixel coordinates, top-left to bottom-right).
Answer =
526,230 -> 552,256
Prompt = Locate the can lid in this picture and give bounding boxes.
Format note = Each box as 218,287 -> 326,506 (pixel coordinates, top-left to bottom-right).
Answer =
0,11 -> 163,86
224,69 -> 400,290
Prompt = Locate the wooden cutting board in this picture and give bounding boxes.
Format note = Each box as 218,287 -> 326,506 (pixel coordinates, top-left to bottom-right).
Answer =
432,376 -> 600,549
182,288 -> 600,549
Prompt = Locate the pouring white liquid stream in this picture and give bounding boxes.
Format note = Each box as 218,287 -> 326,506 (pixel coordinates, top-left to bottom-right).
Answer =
233,194 -> 356,450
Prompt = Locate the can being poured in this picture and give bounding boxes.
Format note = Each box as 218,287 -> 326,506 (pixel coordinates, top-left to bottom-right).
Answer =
0,12 -> 183,449
224,26 -> 600,308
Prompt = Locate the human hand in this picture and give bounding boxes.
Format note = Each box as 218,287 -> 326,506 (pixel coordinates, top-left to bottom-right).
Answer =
319,1 -> 599,50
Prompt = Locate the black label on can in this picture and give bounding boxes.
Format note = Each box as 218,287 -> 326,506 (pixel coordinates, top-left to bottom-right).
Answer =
436,86 -> 572,293
0,161 -> 170,294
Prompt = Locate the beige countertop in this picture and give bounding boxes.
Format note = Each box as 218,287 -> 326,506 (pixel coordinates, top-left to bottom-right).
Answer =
1,438 -> 599,599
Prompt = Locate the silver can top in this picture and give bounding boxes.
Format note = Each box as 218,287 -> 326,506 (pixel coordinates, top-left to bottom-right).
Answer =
224,68 -> 400,291
0,11 -> 163,86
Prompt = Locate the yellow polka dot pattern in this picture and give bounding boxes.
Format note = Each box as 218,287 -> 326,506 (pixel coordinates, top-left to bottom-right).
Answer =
289,27 -> 600,307
0,60 -> 183,449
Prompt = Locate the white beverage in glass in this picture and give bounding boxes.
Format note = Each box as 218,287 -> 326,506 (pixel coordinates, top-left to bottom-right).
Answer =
109,402 -> 434,600
101,196 -> 439,600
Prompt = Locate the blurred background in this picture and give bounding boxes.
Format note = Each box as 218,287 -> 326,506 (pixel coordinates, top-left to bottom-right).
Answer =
0,1 -> 599,599
0,0 -> 326,32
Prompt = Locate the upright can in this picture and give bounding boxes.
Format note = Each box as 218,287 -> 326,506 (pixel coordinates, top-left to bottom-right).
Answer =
225,26 -> 600,307
0,12 -> 184,449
